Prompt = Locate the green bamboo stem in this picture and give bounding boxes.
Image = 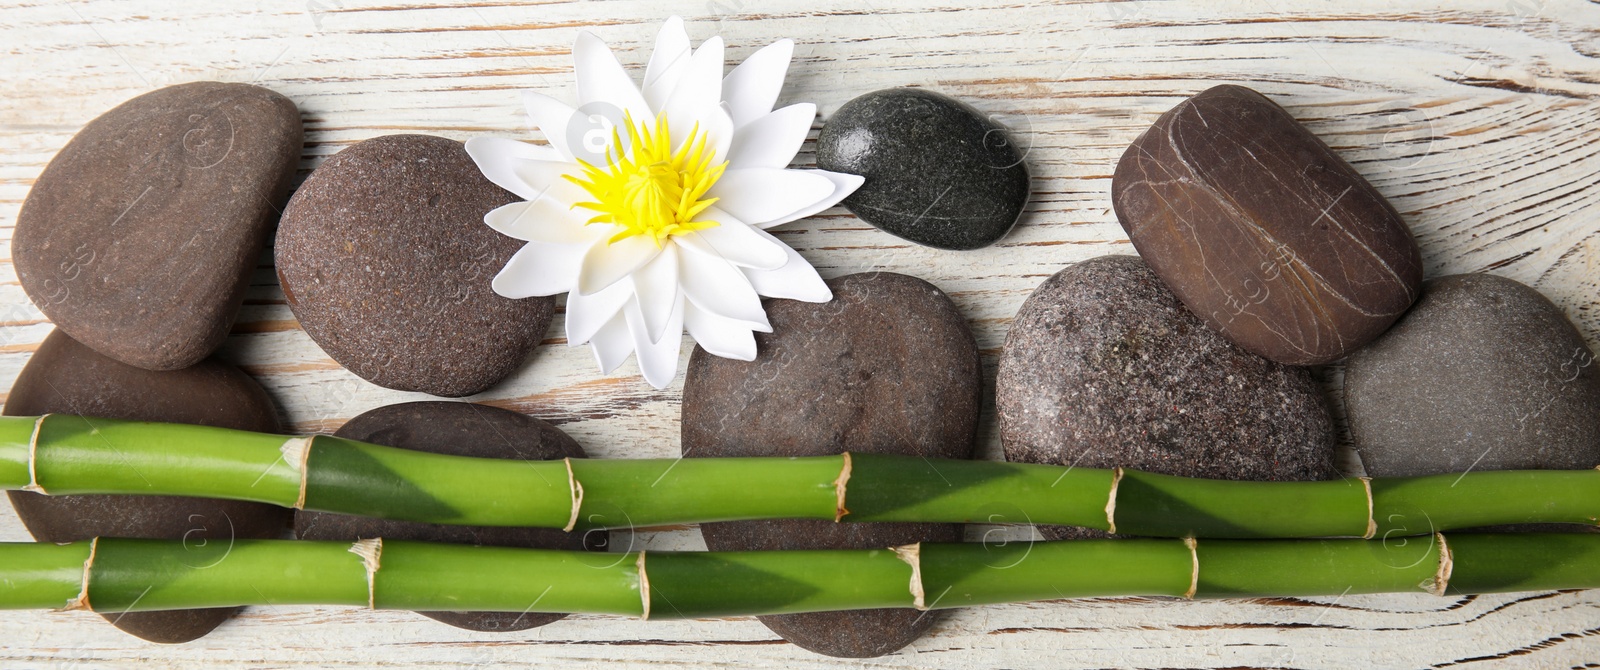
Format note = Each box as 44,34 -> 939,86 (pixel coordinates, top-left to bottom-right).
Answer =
3,534 -> 1598,617
3,414 -> 1598,538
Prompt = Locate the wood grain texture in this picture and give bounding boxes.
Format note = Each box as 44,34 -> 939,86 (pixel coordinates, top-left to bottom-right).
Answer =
3,0 -> 1600,666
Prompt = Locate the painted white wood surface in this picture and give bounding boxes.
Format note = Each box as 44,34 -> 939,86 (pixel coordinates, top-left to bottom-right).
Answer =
2,0 -> 1600,666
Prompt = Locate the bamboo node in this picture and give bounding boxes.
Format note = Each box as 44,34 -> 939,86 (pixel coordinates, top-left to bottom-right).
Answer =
563,457 -> 584,533
1105,467 -> 1124,534
281,436 -> 314,509
1428,533 -> 1453,597
637,551 -> 651,620
892,543 -> 926,610
1183,537 -> 1199,600
349,538 -> 382,609
833,452 -> 852,522
1360,477 -> 1376,539
59,536 -> 97,612
23,414 -> 51,494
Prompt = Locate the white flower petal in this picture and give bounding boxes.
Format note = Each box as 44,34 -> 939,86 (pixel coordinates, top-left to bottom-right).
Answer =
589,310 -> 634,374
465,137 -> 564,201
743,228 -> 832,303
566,276 -> 633,345
544,173 -> 595,208
577,234 -> 663,295
662,37 -> 735,160
723,39 -> 793,129
677,242 -> 771,328
624,296 -> 684,389
509,159 -> 580,200
632,244 -> 680,342
726,103 -> 814,170
685,301 -> 758,361
754,169 -> 865,229
522,91 -> 582,162
470,136 -> 565,163
643,16 -> 691,111
485,198 -> 599,245
694,105 -> 736,167
492,241 -> 585,299
676,207 -> 788,270
709,168 -> 836,227
664,36 -> 724,118
574,31 -> 652,124
660,102 -> 734,170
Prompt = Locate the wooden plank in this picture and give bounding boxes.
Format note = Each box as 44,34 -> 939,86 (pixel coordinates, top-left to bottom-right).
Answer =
1,0 -> 1599,665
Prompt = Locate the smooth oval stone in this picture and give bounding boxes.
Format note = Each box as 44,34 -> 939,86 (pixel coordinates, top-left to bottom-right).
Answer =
682,272 -> 980,658
4,328 -> 288,643
1112,84 -> 1422,366
998,256 -> 1337,540
295,401 -> 592,632
817,88 -> 1029,250
14,81 -> 302,371
276,134 -> 553,397
1346,274 -> 1600,477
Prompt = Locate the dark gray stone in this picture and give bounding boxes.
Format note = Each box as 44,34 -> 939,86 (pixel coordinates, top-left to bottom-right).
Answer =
276,134 -> 553,397
681,272 -> 981,658
817,88 -> 1029,250
14,82 -> 302,371
1346,273 -> 1600,477
4,328 -> 289,643
1113,84 -> 1422,366
295,401 -> 595,632
997,256 -> 1338,540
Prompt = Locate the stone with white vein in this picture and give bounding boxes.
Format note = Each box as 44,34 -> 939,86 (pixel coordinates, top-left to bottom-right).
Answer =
1112,84 -> 1423,366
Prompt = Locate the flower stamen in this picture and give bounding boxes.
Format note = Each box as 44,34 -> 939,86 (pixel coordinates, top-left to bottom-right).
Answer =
566,112 -> 726,247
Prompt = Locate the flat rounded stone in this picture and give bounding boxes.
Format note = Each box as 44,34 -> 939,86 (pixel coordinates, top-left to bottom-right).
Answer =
817,88 -> 1029,250
997,256 -> 1337,540
276,134 -> 553,397
295,401 -> 591,632
682,272 -> 980,658
1346,274 -> 1600,477
4,328 -> 288,643
1112,84 -> 1422,365
14,81 -> 302,371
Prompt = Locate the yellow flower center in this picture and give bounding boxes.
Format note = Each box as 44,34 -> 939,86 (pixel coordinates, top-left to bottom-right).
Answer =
567,113 -> 726,247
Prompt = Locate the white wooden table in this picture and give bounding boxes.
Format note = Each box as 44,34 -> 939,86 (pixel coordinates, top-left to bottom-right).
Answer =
3,0 -> 1599,666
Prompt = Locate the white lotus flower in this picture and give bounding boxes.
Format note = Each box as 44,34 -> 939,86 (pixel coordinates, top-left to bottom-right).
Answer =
466,17 -> 861,389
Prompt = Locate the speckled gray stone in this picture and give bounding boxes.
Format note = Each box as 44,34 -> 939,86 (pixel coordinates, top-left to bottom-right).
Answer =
295,401 -> 594,632
681,272 -> 980,658
276,134 -> 553,397
14,82 -> 301,371
817,88 -> 1029,250
1346,274 -> 1600,477
998,255 -> 1337,540
4,328 -> 288,643
1113,84 -> 1422,366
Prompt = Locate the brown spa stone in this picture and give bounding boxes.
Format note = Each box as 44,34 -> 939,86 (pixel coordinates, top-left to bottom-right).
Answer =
997,256 -> 1338,540
4,328 -> 289,643
13,82 -> 302,370
1112,84 -> 1422,366
681,272 -> 981,658
275,134 -> 553,397
295,401 -> 593,632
